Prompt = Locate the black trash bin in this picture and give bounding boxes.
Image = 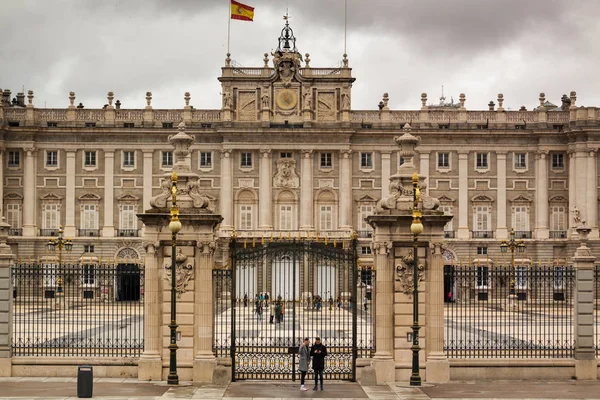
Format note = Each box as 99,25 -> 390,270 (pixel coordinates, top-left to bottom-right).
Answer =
77,365 -> 93,398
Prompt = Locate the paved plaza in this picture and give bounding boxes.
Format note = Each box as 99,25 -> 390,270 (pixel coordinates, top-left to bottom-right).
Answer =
3,378 -> 600,399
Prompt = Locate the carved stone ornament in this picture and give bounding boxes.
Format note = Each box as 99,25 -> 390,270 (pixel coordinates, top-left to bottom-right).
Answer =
164,250 -> 193,298
396,252 -> 425,296
273,158 -> 300,188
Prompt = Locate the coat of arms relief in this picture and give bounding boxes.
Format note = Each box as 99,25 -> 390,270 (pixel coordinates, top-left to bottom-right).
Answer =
273,159 -> 300,188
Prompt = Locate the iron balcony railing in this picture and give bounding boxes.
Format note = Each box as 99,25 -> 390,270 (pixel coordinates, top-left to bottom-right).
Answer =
472,231 -> 493,238
444,231 -> 456,239
78,229 -> 100,237
39,229 -> 59,237
8,228 -> 22,236
117,229 -> 139,237
514,231 -> 532,239
550,231 -> 567,239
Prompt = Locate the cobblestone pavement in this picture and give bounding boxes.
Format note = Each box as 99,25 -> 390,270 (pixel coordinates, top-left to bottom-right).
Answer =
2,378 -> 600,399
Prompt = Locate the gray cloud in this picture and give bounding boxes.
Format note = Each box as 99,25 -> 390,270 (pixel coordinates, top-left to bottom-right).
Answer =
1,0 -> 598,111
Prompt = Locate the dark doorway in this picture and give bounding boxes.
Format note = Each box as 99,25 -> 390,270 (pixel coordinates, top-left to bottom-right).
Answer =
116,264 -> 141,301
444,265 -> 455,303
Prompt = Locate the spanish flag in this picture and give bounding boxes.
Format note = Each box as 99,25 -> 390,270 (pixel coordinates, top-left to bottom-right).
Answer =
231,0 -> 254,21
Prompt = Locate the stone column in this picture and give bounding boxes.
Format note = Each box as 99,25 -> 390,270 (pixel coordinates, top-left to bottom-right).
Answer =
457,152 -> 469,239
300,150 -> 314,230
0,219 -> 14,376
535,151 -> 549,239
372,240 -> 394,383
419,152 -> 430,195
496,152 -> 508,239
381,151 -> 391,199
220,150 -> 233,230
587,150 -> 598,238
0,151 -> 4,217
142,150 -> 154,212
193,240 -> 217,382
258,149 -> 273,230
573,227 -> 597,380
138,242 -> 162,380
64,151 -> 76,237
568,150 -> 576,235
576,148 -> 588,225
22,147 -> 37,236
102,151 -> 115,237
339,150 -> 352,229
426,242 -> 449,383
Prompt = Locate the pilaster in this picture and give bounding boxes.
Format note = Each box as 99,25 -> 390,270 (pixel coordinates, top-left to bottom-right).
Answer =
419,152 -> 430,195
371,239 -> 394,383
0,220 -> 15,377
587,150 -> 598,238
102,151 -> 115,237
0,151 -> 4,216
568,150 -> 576,236
381,151 -> 392,199
575,148 -> 587,228
22,147 -> 37,237
300,149 -> 314,230
457,152 -> 470,239
138,242 -> 162,380
220,149 -> 233,230
64,151 -> 76,237
142,150 -> 154,212
535,151 -> 549,239
258,149 -> 273,230
496,152 -> 508,239
339,150 -> 352,229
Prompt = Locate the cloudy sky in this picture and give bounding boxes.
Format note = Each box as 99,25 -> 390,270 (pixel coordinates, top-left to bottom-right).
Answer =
1,0 -> 599,111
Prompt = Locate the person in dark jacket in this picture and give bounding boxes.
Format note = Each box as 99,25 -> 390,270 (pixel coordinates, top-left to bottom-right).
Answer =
310,336 -> 327,390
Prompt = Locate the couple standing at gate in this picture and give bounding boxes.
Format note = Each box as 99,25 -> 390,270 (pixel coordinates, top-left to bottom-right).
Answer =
298,337 -> 327,391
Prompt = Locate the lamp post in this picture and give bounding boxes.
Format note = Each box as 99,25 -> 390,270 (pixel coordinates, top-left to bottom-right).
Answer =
167,171 -> 182,385
46,225 -> 73,295
500,228 -> 526,296
409,172 -> 423,386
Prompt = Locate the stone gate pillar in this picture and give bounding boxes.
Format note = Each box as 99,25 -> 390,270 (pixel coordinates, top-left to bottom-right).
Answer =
138,122 -> 223,383
0,219 -> 15,377
368,124 -> 450,384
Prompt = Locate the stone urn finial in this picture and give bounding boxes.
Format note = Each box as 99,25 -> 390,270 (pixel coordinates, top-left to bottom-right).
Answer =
575,224 -> 593,257
69,91 -> 76,107
394,123 -> 420,171
421,93 -> 427,109
459,93 -> 466,109
27,90 -> 34,106
145,92 -> 152,108
539,92 -> 546,108
168,122 -> 196,173
382,93 -> 389,110
107,91 -> 114,107
184,92 -> 191,107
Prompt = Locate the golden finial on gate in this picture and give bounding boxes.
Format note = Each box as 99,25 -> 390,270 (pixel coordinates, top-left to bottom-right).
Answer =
231,229 -> 238,239
243,239 -> 247,249
270,232 -> 273,242
350,230 -> 358,241
261,235 -> 265,245
316,232 -> 319,242
252,237 -> 256,248
333,239 -> 337,247
287,231 -> 291,240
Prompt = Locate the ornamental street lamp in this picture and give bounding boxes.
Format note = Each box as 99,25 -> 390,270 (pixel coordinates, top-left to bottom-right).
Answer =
409,172 -> 423,387
168,171 -> 182,385
500,228 -> 526,296
46,225 -> 73,294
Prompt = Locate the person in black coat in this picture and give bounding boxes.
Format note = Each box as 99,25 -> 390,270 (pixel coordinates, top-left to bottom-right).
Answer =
310,337 -> 327,390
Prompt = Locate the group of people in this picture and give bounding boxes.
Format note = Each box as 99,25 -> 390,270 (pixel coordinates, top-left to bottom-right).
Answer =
298,336 -> 327,391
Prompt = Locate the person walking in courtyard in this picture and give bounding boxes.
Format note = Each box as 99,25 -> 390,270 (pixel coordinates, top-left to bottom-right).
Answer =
363,295 -> 368,311
256,301 -> 263,322
269,303 -> 275,324
298,337 -> 311,391
310,336 -> 327,390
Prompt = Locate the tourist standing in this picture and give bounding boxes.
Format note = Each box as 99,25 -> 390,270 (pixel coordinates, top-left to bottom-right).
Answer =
310,337 -> 327,391
298,338 -> 311,391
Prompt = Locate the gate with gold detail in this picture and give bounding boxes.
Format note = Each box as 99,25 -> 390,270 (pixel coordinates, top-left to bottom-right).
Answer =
213,235 -> 374,381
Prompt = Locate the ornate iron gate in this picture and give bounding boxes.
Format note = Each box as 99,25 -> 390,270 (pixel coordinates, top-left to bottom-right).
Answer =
215,236 -> 362,381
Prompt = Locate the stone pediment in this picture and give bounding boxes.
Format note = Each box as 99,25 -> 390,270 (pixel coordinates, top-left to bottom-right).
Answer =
79,193 -> 102,201
40,192 -> 62,201
117,193 -> 140,202
4,192 -> 23,200
357,194 -> 378,203
510,194 -> 532,203
550,195 -> 568,203
471,194 -> 493,203
438,194 -> 455,203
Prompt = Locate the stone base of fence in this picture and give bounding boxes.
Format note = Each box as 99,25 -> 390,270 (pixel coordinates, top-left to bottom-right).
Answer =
11,357 -> 138,378
0,358 -> 10,377
449,359 -> 577,380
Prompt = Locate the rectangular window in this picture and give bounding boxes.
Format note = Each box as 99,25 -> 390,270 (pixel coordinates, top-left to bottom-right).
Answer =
280,152 -> 292,159
162,122 -> 173,129
6,204 -> 21,228
161,151 -> 173,167
82,264 -> 95,285
43,204 -> 59,229
46,151 -> 58,167
279,205 -> 293,231
85,122 -> 96,128
552,153 -> 564,169
8,151 -> 20,167
200,152 -> 212,168
477,247 -> 488,255
476,266 -> 489,288
84,151 -> 97,167
359,205 -> 374,232
553,266 -> 566,289
240,205 -> 253,230
476,153 -> 488,169
82,204 -> 98,229
514,153 -> 526,169
42,263 -> 57,288
438,153 -> 449,168
440,205 -> 453,232
515,266 -> 528,289
123,122 -> 135,128
360,152 -> 373,169
84,245 -> 95,253
320,152 -> 332,168
361,246 -> 372,255
47,122 -> 58,127
474,206 -> 490,231
123,151 -> 135,167
241,152 -> 253,168
512,206 -> 529,231
551,206 -> 566,232
319,205 -> 333,231
120,204 -> 136,230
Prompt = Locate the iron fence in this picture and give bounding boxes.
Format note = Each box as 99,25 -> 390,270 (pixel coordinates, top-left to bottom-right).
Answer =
444,263 -> 574,358
12,262 -> 144,357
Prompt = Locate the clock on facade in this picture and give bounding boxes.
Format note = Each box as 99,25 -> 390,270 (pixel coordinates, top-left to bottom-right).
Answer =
276,89 -> 298,110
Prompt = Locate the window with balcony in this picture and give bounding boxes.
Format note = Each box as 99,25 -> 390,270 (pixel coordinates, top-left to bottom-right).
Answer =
120,204 -> 137,230
319,205 -> 333,231
550,205 -> 567,238
6,203 -> 21,234
440,205 -> 453,237
474,206 -> 490,234
80,203 -> 99,236
358,204 -> 374,237
161,151 -> 173,167
512,205 -> 530,238
360,152 -> 373,169
279,205 -> 294,231
241,152 -> 253,168
42,204 -> 59,235
240,205 -> 253,230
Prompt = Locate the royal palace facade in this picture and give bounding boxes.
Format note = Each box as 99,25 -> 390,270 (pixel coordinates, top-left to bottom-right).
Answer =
1,24 -> 600,273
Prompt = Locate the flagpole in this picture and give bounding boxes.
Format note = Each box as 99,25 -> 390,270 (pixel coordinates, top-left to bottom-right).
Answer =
227,0 -> 231,55
344,0 -> 347,54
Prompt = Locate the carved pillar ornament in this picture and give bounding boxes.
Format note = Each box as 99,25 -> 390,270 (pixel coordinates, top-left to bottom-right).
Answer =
396,252 -> 425,296
164,249 -> 193,298
198,241 -> 216,255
